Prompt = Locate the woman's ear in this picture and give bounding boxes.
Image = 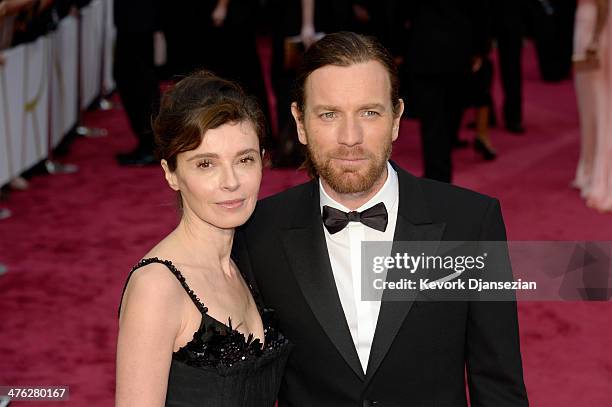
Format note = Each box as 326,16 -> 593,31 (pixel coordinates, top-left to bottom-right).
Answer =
161,159 -> 180,191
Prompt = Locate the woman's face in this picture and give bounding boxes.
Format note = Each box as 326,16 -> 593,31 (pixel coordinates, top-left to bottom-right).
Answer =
164,121 -> 262,230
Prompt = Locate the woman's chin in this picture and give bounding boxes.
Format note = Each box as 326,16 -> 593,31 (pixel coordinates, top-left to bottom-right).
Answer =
212,210 -> 255,229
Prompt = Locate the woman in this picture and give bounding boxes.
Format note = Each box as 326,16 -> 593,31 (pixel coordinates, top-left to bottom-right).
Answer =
573,0 -> 611,212
116,71 -> 291,406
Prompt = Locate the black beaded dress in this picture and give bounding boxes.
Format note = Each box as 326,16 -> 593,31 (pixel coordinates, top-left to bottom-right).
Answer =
120,257 -> 292,407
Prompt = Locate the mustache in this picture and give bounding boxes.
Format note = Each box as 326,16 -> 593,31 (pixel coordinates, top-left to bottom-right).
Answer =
329,146 -> 372,160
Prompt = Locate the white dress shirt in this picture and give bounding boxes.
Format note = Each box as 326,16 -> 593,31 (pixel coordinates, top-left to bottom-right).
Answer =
319,161 -> 399,372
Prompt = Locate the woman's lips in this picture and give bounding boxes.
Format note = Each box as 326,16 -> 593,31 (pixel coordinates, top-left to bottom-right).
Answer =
216,199 -> 245,209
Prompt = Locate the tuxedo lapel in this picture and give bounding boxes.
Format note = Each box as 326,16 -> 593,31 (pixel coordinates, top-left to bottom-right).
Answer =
366,165 -> 446,381
280,181 -> 365,380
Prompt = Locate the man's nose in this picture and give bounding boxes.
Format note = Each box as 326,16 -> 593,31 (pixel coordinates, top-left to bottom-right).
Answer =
337,116 -> 364,147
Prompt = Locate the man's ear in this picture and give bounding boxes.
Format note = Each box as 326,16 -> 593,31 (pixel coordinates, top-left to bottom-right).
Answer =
291,102 -> 308,145
391,99 -> 405,142
161,159 -> 180,191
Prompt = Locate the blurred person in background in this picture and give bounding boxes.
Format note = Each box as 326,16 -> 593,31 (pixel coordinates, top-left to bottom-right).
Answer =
573,0 -> 611,212
209,0 -> 271,138
163,0 -> 271,146
491,0 -> 528,134
113,0 -> 161,166
528,0 -> 577,82
0,0 -> 19,49
1,0 -> 57,189
0,10 -> 10,222
466,4 -> 498,161
403,0 -> 489,183
469,48 -> 498,161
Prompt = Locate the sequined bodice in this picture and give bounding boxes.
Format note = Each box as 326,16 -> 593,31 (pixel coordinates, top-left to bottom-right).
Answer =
122,257 -> 292,406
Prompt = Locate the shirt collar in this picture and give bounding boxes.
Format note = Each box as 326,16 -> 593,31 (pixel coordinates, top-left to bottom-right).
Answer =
319,161 -> 399,214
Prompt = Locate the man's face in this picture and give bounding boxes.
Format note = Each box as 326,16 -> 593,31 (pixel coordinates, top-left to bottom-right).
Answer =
292,60 -> 403,195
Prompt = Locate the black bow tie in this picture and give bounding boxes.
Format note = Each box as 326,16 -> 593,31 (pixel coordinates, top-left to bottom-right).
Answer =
322,202 -> 388,234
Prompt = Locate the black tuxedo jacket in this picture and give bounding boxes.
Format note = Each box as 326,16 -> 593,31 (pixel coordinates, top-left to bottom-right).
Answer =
235,164 -> 528,407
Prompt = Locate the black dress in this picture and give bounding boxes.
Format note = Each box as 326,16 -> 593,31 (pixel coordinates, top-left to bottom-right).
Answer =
120,257 -> 292,407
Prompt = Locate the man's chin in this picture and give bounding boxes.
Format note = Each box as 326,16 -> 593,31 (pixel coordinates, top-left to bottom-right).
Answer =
325,171 -> 372,194
329,167 -> 364,181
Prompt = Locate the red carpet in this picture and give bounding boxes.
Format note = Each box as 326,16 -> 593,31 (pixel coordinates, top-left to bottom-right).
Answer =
1,43 -> 611,406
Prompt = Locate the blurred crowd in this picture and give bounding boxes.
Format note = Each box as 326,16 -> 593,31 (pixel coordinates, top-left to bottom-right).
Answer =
1,0 -> 610,211
0,0 -> 92,50
0,0 -> 96,193
113,0 -> 584,183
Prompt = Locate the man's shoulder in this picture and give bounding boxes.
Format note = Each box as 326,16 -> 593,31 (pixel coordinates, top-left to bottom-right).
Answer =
259,180 -> 315,209
395,166 -> 498,219
418,176 -> 496,206
247,180 -> 316,226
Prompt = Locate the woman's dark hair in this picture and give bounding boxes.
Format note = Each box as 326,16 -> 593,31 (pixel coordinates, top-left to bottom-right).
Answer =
154,70 -> 266,172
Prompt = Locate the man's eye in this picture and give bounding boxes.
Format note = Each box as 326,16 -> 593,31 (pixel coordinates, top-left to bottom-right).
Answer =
321,112 -> 336,120
363,110 -> 380,117
239,156 -> 255,164
197,160 -> 212,168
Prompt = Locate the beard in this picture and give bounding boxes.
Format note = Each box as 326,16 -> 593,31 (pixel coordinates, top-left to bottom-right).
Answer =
306,139 -> 392,194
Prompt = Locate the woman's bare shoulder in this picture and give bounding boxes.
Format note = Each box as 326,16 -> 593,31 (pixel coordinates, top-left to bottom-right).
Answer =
120,259 -> 185,320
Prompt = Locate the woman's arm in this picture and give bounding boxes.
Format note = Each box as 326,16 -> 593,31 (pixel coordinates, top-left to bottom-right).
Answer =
3,0 -> 36,15
300,0 -> 315,48
116,265 -> 184,407
212,0 -> 229,27
589,0 -> 610,50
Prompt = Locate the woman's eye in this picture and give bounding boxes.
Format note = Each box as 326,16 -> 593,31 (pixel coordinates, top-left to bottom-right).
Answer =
197,160 -> 212,168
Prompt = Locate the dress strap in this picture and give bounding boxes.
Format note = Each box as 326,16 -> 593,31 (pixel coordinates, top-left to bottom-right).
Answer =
119,257 -> 209,317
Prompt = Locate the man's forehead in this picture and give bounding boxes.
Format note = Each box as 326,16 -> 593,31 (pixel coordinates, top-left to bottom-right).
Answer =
304,61 -> 391,105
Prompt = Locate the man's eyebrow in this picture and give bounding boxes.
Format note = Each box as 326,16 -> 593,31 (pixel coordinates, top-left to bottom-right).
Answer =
360,103 -> 387,111
311,103 -> 387,111
312,104 -> 341,111
234,148 -> 260,156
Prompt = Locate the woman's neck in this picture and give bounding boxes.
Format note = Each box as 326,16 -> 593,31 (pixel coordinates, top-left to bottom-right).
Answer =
170,212 -> 235,276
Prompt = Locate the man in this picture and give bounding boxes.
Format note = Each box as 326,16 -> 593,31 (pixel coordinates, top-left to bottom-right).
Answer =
236,32 -> 528,406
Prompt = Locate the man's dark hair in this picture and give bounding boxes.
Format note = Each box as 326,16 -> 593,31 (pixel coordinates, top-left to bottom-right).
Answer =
293,31 -> 401,117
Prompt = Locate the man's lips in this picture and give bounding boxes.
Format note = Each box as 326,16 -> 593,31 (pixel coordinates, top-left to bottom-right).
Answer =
332,157 -> 368,163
